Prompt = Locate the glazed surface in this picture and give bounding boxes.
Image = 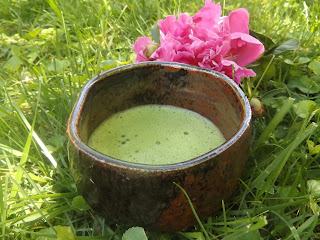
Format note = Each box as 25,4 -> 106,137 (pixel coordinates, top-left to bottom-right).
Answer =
68,62 -> 251,231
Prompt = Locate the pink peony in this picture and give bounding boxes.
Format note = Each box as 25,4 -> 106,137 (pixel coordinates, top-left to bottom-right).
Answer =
132,37 -> 153,62
132,0 -> 265,84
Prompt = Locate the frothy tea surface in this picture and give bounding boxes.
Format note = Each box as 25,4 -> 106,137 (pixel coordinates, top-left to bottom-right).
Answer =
87,105 -> 226,165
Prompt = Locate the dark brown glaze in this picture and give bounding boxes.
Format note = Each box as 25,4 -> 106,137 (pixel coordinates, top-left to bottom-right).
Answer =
67,62 -> 252,231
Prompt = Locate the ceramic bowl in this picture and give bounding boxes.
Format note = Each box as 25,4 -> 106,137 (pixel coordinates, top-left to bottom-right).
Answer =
67,62 -> 251,231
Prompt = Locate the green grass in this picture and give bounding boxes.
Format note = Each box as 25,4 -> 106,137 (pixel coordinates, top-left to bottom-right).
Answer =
1,0 -> 320,239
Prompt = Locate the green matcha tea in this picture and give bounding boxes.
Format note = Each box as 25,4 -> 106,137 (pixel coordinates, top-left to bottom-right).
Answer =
87,105 -> 226,165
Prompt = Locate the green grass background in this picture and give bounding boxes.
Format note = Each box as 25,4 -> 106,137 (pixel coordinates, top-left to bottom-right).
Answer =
0,0 -> 320,239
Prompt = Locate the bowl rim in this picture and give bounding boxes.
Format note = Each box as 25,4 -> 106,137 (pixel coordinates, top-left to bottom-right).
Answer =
67,61 -> 251,171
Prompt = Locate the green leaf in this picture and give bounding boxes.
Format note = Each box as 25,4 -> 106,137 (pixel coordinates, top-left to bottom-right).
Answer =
151,23 -> 160,44
298,57 -> 311,64
27,51 -> 39,63
3,55 -> 23,70
26,28 -> 43,38
100,59 -> 117,70
57,226 -> 75,240
231,230 -> 262,240
309,197 -> 320,214
71,74 -> 89,85
249,30 -> 275,51
284,57 -> 310,65
15,212 -> 43,224
180,232 -> 206,240
307,180 -> 320,199
289,68 -> 303,77
72,196 -> 90,211
262,95 -> 286,109
48,134 -> 67,148
47,59 -> 70,73
308,60 -> 320,75
221,216 -> 267,240
287,76 -> 320,94
307,140 -> 320,155
122,227 -> 148,240
268,39 -> 299,55
36,227 -> 57,240
293,100 -> 317,118
276,186 -> 299,198
284,59 -> 295,65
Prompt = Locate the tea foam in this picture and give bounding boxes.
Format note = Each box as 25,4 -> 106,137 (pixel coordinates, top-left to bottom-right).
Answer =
88,105 -> 226,165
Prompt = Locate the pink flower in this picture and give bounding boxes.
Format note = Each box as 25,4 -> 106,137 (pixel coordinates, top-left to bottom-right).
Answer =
132,0 -> 265,84
192,0 -> 222,31
132,37 -> 153,62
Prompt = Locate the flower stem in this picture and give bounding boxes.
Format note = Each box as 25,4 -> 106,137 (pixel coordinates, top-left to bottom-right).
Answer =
250,55 -> 275,100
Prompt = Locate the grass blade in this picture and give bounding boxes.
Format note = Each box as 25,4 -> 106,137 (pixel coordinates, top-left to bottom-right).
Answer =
0,144 -> 23,157
9,123 -> 33,199
12,103 -> 57,168
253,122 -> 318,198
174,182 -> 212,240
271,210 -> 300,240
254,97 -> 295,150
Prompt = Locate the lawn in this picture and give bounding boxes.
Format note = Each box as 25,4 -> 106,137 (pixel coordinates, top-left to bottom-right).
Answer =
0,0 -> 320,239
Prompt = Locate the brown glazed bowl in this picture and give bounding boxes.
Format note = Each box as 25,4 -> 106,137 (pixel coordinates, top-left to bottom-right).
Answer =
67,62 -> 251,231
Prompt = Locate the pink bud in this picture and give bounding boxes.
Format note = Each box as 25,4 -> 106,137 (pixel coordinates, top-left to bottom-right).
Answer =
143,43 -> 160,59
250,97 -> 264,117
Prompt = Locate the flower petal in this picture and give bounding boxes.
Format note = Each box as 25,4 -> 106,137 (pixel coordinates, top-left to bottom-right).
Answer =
221,59 -> 256,84
230,33 -> 265,66
158,15 -> 177,35
192,0 -> 222,30
133,37 -> 153,62
159,13 -> 192,37
227,8 -> 249,34
192,27 -> 219,42
173,51 -> 196,65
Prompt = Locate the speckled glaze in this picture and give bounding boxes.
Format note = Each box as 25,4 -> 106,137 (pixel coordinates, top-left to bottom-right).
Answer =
67,62 -> 252,231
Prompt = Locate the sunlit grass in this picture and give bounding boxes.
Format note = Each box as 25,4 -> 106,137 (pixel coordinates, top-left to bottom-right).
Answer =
1,0 -> 320,239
